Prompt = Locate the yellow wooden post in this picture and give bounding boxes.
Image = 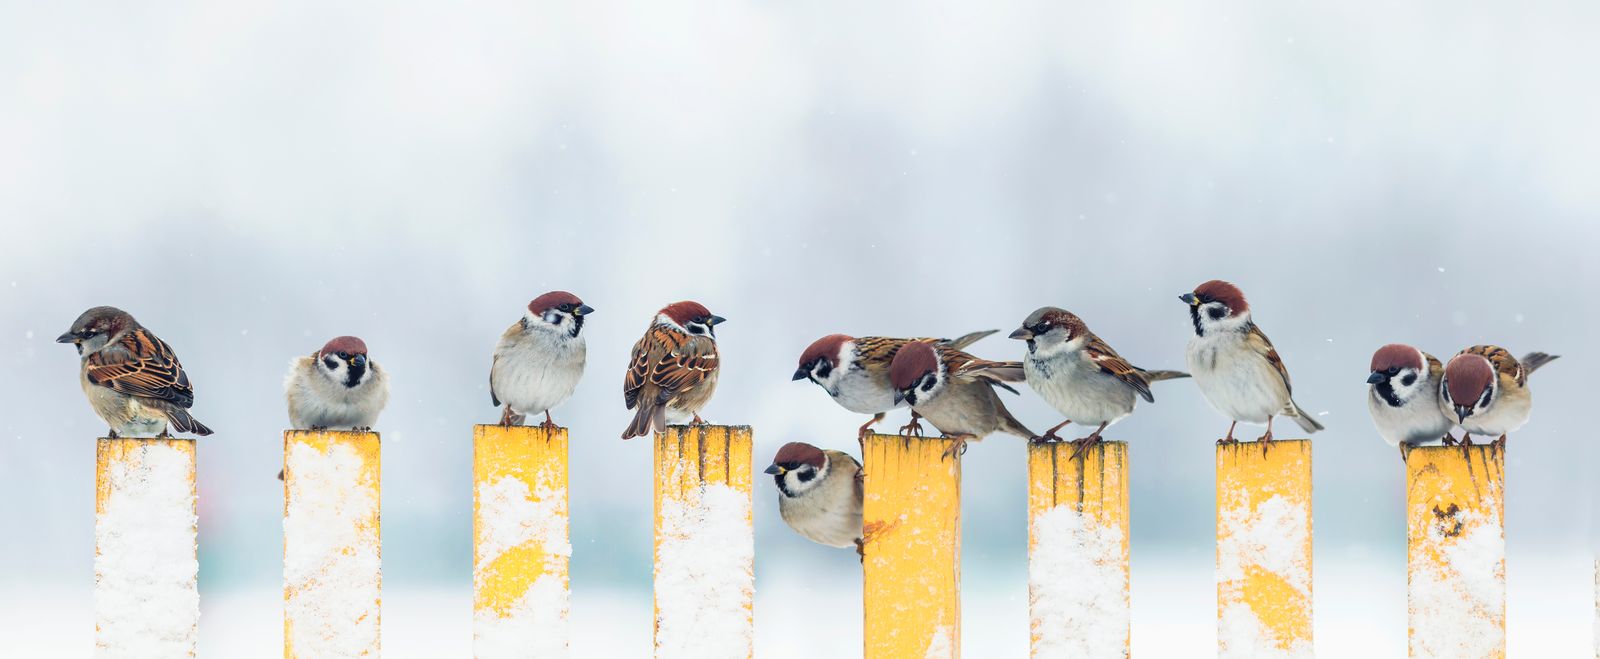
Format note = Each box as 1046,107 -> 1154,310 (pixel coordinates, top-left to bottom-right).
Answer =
862,433 -> 961,659
1216,440 -> 1313,657
283,430 -> 382,659
1027,441 -> 1129,658
653,425 -> 754,659
1407,445 -> 1504,658
95,437 -> 199,657
473,425 -> 571,657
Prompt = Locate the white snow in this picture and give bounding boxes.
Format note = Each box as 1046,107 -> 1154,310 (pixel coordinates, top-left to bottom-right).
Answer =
283,441 -> 381,658
923,623 -> 955,658
1409,503 -> 1505,658
653,482 -> 753,659
1216,494 -> 1312,658
94,441 -> 199,658
473,476 -> 571,658
1029,506 -> 1128,658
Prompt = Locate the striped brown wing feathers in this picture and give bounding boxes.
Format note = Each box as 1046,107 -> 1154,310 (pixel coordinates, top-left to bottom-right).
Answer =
1082,332 -> 1155,403
622,332 -> 658,410
942,346 -> 1024,394
1463,345 -> 1524,386
649,333 -> 719,404
1244,322 -> 1293,395
854,336 -> 910,366
84,328 -> 195,408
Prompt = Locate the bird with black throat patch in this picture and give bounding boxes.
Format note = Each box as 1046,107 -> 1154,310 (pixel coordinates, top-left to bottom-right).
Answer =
1438,345 -> 1557,451
886,340 -> 1035,458
1009,307 -> 1189,457
1180,280 -> 1324,444
490,291 -> 594,428
766,441 -> 865,555
793,329 -> 997,441
1365,343 -> 1452,458
621,300 -> 725,439
286,336 -> 390,432
57,306 -> 213,438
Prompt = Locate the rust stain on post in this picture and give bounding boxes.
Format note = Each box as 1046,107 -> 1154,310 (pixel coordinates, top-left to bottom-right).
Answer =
1407,445 -> 1504,658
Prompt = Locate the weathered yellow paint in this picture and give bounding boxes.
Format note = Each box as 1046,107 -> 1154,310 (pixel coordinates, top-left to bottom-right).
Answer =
283,430 -> 381,659
1407,445 -> 1504,658
1027,441 -> 1129,656
95,437 -> 198,657
652,425 -> 754,658
1217,440 -> 1313,656
473,425 -> 569,637
862,433 -> 961,659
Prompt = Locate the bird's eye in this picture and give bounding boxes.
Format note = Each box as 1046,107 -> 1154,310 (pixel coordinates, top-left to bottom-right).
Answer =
1207,306 -> 1227,320
1400,374 -> 1417,387
1033,323 -> 1051,334
337,352 -> 349,359
1387,367 -> 1400,375
558,303 -> 573,312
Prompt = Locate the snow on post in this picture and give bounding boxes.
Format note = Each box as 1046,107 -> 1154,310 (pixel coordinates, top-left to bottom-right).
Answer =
1407,445 -> 1504,658
283,430 -> 382,659
1216,440 -> 1313,658
95,437 -> 200,658
473,424 -> 571,658
1027,440 -> 1129,658
653,425 -> 754,659
861,432 -> 961,659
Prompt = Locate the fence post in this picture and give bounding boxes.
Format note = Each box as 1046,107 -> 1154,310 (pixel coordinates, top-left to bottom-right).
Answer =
95,437 -> 199,657
1216,440 -> 1313,657
473,424 -> 571,657
1028,441 -> 1129,658
283,430 -> 382,658
862,432 -> 961,659
653,425 -> 754,659
1407,445 -> 1504,658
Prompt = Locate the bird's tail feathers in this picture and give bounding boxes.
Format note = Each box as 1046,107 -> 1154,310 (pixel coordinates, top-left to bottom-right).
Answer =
1141,369 -> 1191,382
1520,352 -> 1559,375
1282,401 -> 1325,434
168,409 -> 213,436
943,329 -> 998,350
622,404 -> 668,440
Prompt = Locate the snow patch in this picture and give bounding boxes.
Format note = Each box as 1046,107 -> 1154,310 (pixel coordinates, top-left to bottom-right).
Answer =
473,476 -> 571,657
1218,601 -> 1312,658
1029,506 -> 1127,658
95,442 -> 199,657
474,574 -> 570,658
653,483 -> 753,659
1409,504 -> 1505,658
923,624 -> 955,658
284,441 -> 381,658
1217,494 -> 1311,658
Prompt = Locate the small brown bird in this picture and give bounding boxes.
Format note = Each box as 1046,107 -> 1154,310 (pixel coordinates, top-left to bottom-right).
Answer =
1365,343 -> 1453,456
490,291 -> 593,428
887,341 -> 1034,458
621,301 -> 725,439
1181,280 -> 1323,444
793,330 -> 996,439
766,442 -> 864,554
1439,345 -> 1557,450
285,336 -> 390,431
57,306 -> 213,437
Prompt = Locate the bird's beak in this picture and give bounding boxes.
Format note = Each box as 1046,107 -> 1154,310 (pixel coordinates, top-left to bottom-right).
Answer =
55,332 -> 79,344
351,354 -> 367,367
708,315 -> 726,325
1455,406 -> 1470,423
1008,328 -> 1034,341
764,464 -> 785,475
791,368 -> 808,381
1366,372 -> 1386,385
1180,293 -> 1199,306
892,390 -> 905,405
575,304 -> 595,316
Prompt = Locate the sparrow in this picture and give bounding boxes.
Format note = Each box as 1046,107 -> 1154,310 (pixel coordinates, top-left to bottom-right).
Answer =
621,301 -> 725,439
1365,343 -> 1453,457
56,306 -> 213,438
1180,280 -> 1324,444
1009,307 -> 1189,456
887,340 -> 1035,458
793,329 -> 996,440
1438,345 -> 1557,450
490,291 -> 594,428
285,336 -> 390,431
765,441 -> 864,555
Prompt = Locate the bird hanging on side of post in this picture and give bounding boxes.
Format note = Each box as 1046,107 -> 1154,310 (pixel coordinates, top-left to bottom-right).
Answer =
792,329 -> 997,442
1007,307 -> 1189,458
1364,343 -> 1453,461
1180,280 -> 1324,445
765,441 -> 865,558
490,291 -> 594,428
886,340 -> 1034,459
621,300 -> 725,439
1438,345 -> 1557,453
57,306 -> 213,438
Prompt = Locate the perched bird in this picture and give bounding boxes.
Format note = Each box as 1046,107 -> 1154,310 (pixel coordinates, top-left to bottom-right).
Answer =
490,291 -> 594,427
285,336 -> 390,431
766,441 -> 864,554
1439,345 -> 1558,450
1009,307 -> 1188,455
887,341 -> 1034,458
622,301 -> 725,439
1365,343 -> 1452,456
793,330 -> 996,440
1180,280 -> 1323,444
56,306 -> 213,437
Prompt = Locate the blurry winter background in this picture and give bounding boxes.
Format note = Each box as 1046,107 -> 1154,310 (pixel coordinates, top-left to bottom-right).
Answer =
1,0 -> 1596,656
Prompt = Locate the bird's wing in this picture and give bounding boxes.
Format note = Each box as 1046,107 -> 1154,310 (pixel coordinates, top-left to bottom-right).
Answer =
622,332 -> 657,410
84,328 -> 196,408
489,322 -> 521,407
1463,345 -> 1525,386
944,347 -> 1024,394
854,336 -> 908,367
648,332 -> 720,405
1244,322 -> 1293,396
1082,332 -> 1155,403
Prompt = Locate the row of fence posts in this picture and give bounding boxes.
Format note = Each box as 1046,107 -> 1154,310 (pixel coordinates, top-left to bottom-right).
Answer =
93,428 -> 1511,658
